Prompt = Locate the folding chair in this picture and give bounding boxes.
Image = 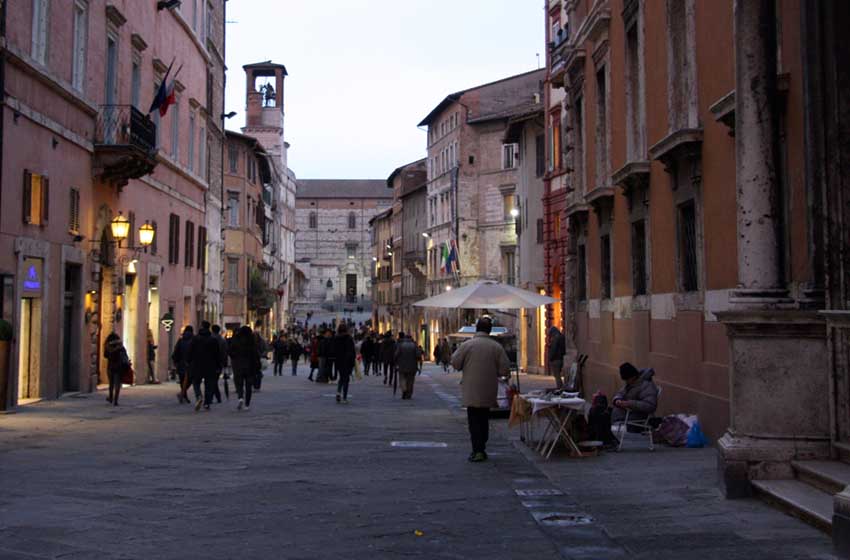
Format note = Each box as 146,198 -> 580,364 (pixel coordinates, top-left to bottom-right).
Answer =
615,385 -> 662,451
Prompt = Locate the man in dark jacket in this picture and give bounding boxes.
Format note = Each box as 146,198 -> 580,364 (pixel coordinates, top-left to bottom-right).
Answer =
547,326 -> 566,389
394,333 -> 419,400
273,334 -> 288,376
288,338 -> 303,376
187,321 -> 222,411
380,332 -> 397,386
316,328 -> 334,383
612,362 -> 658,425
172,326 -> 194,404
360,335 -> 375,376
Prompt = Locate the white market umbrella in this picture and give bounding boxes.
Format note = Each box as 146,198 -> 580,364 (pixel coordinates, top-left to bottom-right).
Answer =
413,280 -> 557,310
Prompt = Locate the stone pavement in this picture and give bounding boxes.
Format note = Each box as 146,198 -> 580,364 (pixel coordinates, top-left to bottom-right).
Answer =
0,363 -> 838,559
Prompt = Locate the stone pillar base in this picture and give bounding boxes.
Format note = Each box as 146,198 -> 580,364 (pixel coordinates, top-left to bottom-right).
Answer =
717,432 -> 831,499
835,487 -> 850,557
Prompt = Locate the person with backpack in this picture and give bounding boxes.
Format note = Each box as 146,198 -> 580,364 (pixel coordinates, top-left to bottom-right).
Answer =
104,332 -> 131,407
172,325 -> 194,404
229,326 -> 261,411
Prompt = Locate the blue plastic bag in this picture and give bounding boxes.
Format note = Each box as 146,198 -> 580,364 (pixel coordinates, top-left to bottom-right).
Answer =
686,420 -> 708,448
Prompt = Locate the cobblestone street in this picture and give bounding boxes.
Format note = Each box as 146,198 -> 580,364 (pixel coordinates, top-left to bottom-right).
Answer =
0,363 -> 836,559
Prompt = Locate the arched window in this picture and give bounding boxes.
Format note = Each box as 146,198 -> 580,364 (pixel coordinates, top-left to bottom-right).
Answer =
309,211 -> 317,229
348,212 -> 356,230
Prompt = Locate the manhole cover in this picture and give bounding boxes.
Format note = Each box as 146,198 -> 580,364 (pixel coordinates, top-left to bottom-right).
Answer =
390,441 -> 449,448
532,512 -> 594,526
515,488 -> 564,497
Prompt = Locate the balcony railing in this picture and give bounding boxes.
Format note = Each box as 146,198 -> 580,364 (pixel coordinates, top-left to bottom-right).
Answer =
96,105 -> 156,152
93,105 -> 158,187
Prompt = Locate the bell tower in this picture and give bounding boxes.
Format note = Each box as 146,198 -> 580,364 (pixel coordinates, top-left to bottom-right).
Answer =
242,60 -> 289,167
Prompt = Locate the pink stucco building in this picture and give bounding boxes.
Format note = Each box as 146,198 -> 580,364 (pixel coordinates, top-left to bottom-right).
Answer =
0,0 -> 225,407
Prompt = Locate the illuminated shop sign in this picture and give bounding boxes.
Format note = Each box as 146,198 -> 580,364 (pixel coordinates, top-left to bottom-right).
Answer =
22,258 -> 43,296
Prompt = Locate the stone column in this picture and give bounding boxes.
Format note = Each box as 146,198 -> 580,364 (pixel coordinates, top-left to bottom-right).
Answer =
731,0 -> 788,303
716,0 -> 830,500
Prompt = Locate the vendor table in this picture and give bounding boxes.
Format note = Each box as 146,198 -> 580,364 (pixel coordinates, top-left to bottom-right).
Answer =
512,395 -> 587,460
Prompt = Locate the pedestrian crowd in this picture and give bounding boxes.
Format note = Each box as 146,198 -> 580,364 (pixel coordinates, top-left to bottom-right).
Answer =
101,314 -> 537,466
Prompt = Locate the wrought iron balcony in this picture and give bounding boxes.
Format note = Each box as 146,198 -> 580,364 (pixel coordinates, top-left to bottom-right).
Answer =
93,105 -> 158,188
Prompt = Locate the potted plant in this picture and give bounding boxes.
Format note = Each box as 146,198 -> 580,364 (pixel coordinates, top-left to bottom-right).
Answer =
0,318 -> 12,411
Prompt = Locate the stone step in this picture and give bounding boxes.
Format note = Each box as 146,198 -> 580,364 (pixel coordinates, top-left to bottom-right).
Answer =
835,441 -> 850,465
751,479 -> 833,534
793,460 -> 850,495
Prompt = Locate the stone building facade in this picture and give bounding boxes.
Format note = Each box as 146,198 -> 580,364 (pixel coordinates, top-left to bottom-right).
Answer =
221,131 -> 272,334
294,180 -> 391,321
240,61 -> 298,334
546,0 -> 850,545
202,0 -> 227,328
370,207 -> 393,333
0,0 -> 225,408
418,69 -> 545,356
371,159 -> 427,338
397,163 -> 428,343
505,108 -> 547,374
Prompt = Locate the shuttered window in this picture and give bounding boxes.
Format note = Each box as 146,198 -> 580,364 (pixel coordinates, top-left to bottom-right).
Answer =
197,226 -> 207,271
151,220 -> 158,255
22,170 -> 48,226
185,220 -> 195,268
168,214 -> 180,264
69,188 -> 81,234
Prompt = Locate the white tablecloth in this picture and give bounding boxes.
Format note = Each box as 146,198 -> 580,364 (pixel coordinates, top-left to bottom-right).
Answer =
526,397 -> 587,416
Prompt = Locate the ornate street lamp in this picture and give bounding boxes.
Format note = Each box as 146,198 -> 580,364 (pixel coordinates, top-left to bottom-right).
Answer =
138,221 -> 155,248
110,212 -> 130,246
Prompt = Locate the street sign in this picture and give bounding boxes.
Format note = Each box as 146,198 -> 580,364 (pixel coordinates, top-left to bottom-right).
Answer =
160,311 -> 175,332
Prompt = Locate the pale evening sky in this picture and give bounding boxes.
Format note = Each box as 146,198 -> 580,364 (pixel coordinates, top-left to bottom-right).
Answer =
224,0 -> 545,180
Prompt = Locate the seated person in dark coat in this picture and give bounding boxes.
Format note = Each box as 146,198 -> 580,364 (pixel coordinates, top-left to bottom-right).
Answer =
611,362 -> 658,425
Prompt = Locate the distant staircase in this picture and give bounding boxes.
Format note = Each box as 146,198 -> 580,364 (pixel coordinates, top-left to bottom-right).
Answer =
751,442 -> 850,536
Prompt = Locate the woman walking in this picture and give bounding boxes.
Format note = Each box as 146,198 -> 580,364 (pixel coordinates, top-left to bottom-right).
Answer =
229,325 -> 260,411
308,334 -> 320,381
104,332 -> 130,406
333,323 -> 356,404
